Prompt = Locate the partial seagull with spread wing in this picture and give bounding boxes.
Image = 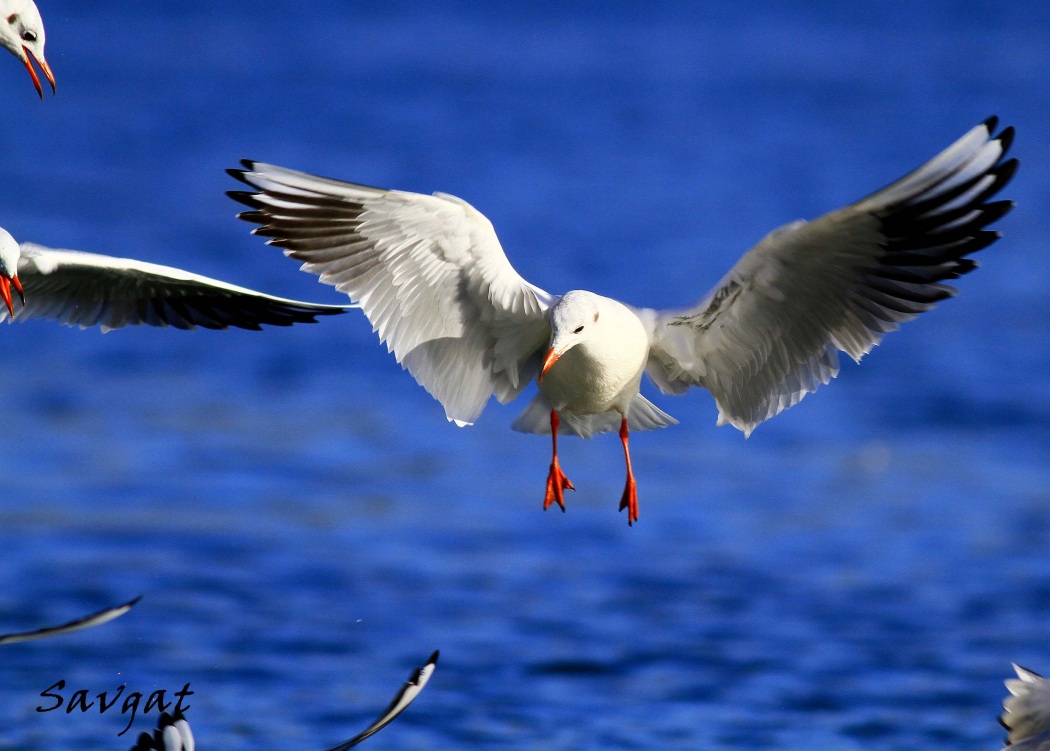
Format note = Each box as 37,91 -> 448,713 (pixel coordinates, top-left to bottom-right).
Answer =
0,227 -> 349,331
230,118 -> 1016,524
1002,664 -> 1050,751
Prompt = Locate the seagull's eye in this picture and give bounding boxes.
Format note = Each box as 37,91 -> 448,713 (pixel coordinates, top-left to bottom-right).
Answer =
573,325 -> 585,334
6,14 -> 17,25
20,29 -> 35,42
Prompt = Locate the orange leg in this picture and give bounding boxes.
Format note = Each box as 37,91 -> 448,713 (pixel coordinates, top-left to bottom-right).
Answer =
617,418 -> 639,525
543,410 -> 574,512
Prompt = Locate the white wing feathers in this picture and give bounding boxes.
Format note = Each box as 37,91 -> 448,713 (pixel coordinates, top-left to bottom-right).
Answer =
641,117 -> 1016,435
1002,664 -> 1050,750
229,162 -> 554,426
8,244 -> 349,331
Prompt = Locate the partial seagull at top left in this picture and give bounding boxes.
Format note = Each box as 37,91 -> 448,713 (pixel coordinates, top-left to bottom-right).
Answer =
0,0 -> 53,98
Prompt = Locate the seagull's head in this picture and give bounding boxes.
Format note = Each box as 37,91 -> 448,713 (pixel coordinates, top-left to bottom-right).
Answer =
540,290 -> 602,381
0,227 -> 24,316
0,0 -> 53,98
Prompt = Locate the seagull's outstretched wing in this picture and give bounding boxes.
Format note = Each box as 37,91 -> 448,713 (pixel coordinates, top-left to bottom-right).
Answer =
1002,664 -> 1050,750
0,595 -> 140,645
229,162 -> 554,426
7,244 -> 349,331
641,117 -> 1017,435
323,650 -> 439,750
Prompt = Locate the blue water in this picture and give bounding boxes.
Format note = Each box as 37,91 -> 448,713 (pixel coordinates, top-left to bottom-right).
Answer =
0,1 -> 1048,749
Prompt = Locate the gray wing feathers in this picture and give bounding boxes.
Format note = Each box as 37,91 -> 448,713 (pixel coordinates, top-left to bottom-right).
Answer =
230,162 -> 553,426
644,118 -> 1016,435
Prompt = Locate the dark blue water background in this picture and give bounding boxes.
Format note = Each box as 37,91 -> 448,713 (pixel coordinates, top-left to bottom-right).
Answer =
0,1 -> 1048,749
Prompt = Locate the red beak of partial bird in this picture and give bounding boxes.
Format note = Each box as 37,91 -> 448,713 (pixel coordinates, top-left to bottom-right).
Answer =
0,273 -> 24,316
22,45 -> 54,98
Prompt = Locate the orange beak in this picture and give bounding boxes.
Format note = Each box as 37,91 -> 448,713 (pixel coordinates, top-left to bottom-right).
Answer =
0,274 -> 18,316
539,347 -> 560,382
22,46 -> 55,99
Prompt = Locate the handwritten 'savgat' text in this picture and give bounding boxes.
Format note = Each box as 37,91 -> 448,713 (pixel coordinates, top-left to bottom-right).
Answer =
37,680 -> 193,736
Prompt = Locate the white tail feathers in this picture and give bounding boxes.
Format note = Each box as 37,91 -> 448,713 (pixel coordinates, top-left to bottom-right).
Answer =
511,392 -> 678,438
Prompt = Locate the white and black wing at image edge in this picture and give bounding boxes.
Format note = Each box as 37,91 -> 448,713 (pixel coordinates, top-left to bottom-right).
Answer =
2,240 -> 352,331
323,650 -> 440,750
0,595 -> 141,645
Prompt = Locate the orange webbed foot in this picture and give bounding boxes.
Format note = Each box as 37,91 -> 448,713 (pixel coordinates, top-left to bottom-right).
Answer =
618,477 -> 638,526
543,459 -> 575,512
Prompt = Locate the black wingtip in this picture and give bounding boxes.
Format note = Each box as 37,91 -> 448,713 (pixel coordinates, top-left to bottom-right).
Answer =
227,166 -> 255,186
998,157 -> 1020,186
299,306 -> 349,319
980,199 -> 1016,226
427,650 -> 440,665
997,125 -> 1016,154
227,190 -> 262,209
982,115 -> 999,134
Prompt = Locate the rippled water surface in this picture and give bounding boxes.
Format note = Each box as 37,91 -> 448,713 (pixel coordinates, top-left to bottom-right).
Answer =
1,2 -> 1049,749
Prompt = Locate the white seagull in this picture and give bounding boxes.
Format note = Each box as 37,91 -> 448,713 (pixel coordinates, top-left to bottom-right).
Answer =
0,226 -> 349,330
228,118 -> 1016,525
1002,664 -> 1050,751
0,0 -> 54,98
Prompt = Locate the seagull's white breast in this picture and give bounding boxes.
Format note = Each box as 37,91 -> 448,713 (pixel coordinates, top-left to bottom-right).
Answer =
539,297 -> 649,416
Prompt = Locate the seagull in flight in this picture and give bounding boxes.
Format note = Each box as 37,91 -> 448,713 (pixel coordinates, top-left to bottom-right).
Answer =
0,0 -> 54,98
228,118 -> 1016,525
0,226 -> 349,330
